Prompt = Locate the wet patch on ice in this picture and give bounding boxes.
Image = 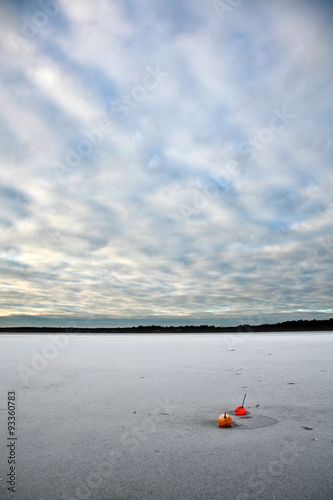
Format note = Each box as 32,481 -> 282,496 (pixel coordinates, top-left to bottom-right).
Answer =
230,414 -> 278,430
199,410 -> 278,431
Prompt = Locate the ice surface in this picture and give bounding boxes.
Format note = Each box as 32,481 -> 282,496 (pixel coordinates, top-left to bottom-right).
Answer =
0,332 -> 332,499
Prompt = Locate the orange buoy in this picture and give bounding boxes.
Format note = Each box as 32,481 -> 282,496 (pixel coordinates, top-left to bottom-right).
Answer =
218,412 -> 232,427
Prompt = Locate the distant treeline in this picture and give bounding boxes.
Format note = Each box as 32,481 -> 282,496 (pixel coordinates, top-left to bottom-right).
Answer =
0,318 -> 332,333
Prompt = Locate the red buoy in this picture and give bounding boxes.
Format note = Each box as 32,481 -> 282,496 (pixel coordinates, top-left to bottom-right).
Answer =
235,393 -> 247,415
235,405 -> 247,415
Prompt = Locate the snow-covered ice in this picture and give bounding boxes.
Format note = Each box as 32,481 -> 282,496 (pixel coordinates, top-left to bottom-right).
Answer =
0,332 -> 332,499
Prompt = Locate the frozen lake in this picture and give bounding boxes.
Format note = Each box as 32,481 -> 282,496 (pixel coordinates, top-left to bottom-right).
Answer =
0,332 -> 332,499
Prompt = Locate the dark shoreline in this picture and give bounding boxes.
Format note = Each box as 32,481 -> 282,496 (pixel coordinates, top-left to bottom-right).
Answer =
0,318 -> 332,333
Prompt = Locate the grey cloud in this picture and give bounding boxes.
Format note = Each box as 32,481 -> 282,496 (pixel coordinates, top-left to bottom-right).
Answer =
0,185 -> 31,226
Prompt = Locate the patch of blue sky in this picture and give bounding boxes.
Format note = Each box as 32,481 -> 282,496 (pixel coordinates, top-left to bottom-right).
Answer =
145,146 -> 165,167
214,176 -> 236,196
148,145 -> 164,159
268,220 -> 290,233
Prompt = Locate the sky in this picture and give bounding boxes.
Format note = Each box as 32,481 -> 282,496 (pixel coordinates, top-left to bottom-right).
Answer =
0,0 -> 332,328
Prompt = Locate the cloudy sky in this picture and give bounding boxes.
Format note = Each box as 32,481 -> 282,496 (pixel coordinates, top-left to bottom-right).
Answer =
0,0 -> 332,327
